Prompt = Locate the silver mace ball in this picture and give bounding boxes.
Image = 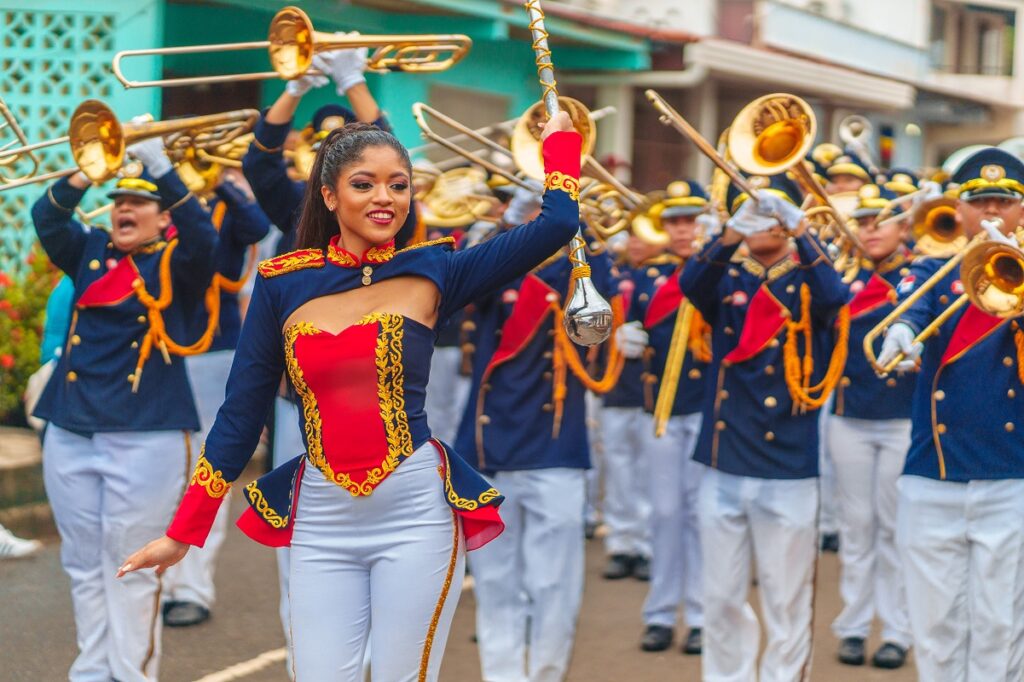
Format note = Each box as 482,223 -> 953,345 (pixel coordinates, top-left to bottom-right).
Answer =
563,276 -> 613,346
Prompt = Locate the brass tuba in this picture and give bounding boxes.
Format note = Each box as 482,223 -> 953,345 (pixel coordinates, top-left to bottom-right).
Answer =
113,6 -> 472,89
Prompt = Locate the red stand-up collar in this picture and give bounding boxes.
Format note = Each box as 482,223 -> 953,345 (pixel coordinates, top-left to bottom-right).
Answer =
327,235 -> 396,268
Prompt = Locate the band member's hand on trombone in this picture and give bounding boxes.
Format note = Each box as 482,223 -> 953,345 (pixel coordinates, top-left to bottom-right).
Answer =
722,188 -> 805,243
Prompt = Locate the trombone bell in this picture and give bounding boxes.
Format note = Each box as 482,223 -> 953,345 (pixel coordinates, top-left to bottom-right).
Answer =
729,94 -> 817,176
511,97 -> 595,181
963,241 -> 1024,318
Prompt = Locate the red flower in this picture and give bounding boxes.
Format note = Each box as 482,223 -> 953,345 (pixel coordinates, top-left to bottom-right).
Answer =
5,308 -> 19,321
0,272 -> 10,287
0,355 -> 13,370
0,300 -> 10,310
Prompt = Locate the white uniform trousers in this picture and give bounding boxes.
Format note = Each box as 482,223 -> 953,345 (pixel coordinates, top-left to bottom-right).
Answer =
585,392 -> 604,526
289,442 -> 465,681
699,468 -> 818,682
43,425 -> 189,682
598,406 -> 651,558
274,396 -> 305,678
166,350 -> 234,608
818,407 -> 838,535
827,415 -> 912,647
425,346 -> 471,444
470,468 -> 586,682
897,475 -> 1024,682
642,412 -> 703,629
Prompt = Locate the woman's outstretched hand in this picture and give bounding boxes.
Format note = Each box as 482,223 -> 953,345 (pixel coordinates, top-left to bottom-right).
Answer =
540,110 -> 574,140
116,536 -> 189,578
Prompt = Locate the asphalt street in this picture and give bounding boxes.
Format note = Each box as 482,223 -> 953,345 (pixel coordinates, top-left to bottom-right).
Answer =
2,490 -> 917,681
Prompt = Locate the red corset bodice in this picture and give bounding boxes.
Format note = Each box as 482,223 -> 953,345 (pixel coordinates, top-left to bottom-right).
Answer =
284,313 -> 433,496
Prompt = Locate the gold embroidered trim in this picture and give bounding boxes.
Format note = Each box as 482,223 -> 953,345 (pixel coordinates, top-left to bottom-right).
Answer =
397,236 -> 456,254
419,507 -> 459,680
364,243 -> 395,263
244,480 -> 288,528
253,138 -> 283,154
739,256 -> 797,282
189,449 -> 230,499
134,240 -> 168,255
258,249 -> 325,278
284,314 -> 413,497
47,186 -> 75,213
545,170 -> 580,201
326,246 -> 358,268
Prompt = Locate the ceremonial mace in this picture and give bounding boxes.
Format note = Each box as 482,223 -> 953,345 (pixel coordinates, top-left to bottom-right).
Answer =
524,0 -> 613,346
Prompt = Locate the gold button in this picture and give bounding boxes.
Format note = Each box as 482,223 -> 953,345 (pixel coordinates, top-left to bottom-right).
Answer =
1007,422 -> 1016,432
131,278 -> 141,289
715,420 -> 726,431
137,315 -> 147,324
127,374 -> 135,383
764,396 -> 777,408
547,329 -> 556,337
1005,357 -> 1015,367
639,293 -> 649,302
542,403 -> 554,412
840,376 -> 851,387
131,341 -> 139,349
728,268 -> 739,277
66,371 -> 78,382
688,369 -> 702,380
543,351 -> 553,359
482,383 -> 491,392
937,423 -> 947,435
900,267 -> 910,276
719,390 -> 729,400
769,338 -> 780,348
361,275 -> 372,286
939,295 -> 949,305
886,378 -> 897,387
478,415 -> 491,425
786,285 -> 795,293
765,431 -> 775,442
462,321 -> 477,332
70,335 -> 81,346
543,371 -> 552,380
461,342 -> 475,353
934,390 -> 945,401
722,295 -> 733,304
647,267 -> 660,277
724,326 -> 735,336
1010,389 -> 1017,399
362,266 -> 372,276
88,259 -> 100,270
765,365 -> 776,376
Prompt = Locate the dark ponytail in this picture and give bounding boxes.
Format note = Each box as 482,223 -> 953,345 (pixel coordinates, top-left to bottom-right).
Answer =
295,122 -> 414,251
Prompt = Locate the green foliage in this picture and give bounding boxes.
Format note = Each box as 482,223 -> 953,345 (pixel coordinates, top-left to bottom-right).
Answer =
0,246 -> 61,424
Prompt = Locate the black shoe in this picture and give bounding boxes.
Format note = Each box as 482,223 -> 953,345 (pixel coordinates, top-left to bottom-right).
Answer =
163,601 -> 211,627
872,642 -> 908,669
821,532 -> 840,553
640,625 -> 674,652
837,637 -> 866,666
682,627 -> 702,655
602,554 -> 636,580
632,556 -> 651,581
161,600 -> 180,618
584,520 -> 599,540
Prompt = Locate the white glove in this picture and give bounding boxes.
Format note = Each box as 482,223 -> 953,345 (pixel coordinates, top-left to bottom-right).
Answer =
284,53 -> 331,98
727,189 -> 804,236
982,218 -> 1017,246
320,37 -> 369,94
126,122 -> 172,179
504,180 -> 543,225
615,321 -> 649,359
696,211 -> 722,237
877,322 -> 921,374
908,181 -> 944,215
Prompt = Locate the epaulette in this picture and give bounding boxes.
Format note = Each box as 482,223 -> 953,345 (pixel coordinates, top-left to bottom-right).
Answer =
258,249 -> 325,279
396,236 -> 456,254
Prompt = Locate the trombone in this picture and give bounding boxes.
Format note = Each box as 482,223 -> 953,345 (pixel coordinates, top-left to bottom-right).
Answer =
112,6 -> 472,89
411,101 -> 640,239
0,98 -> 41,186
645,89 -> 866,267
0,101 -> 257,191
863,218 -> 1024,375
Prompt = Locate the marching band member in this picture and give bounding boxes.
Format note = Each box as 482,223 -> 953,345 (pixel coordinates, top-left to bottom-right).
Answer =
827,185 -> 915,669
621,181 -> 710,655
240,45 -> 390,659
879,147 -> 1024,681
599,232 -> 660,581
456,197 -> 620,682
31,135 -> 217,681
826,152 -> 872,195
680,175 -> 849,682
119,113 -> 583,680
163,170 -> 271,628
